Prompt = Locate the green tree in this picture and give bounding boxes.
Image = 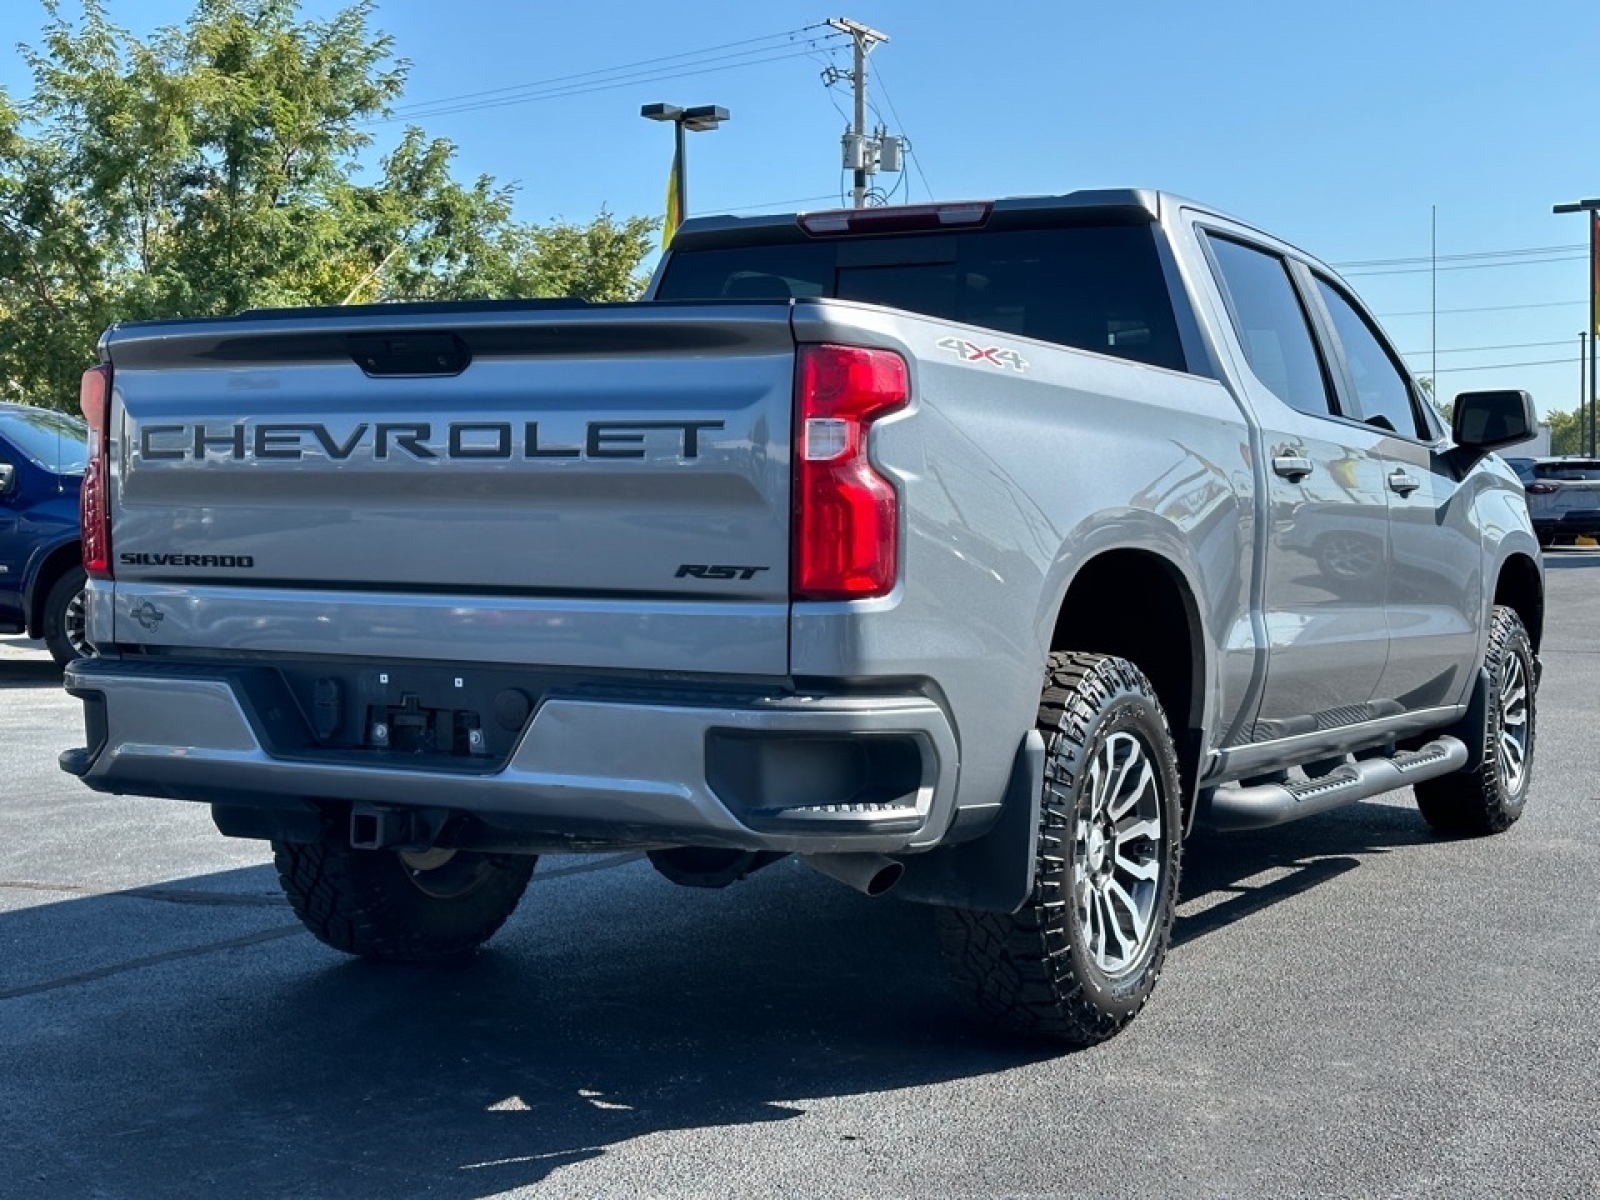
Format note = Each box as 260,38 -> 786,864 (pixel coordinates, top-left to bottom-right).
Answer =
1546,406 -> 1588,455
1416,376 -> 1453,426
0,0 -> 657,410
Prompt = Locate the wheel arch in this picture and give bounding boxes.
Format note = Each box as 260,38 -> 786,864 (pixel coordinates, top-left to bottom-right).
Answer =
1493,551 -> 1543,654
25,537 -> 83,637
1047,547 -> 1209,820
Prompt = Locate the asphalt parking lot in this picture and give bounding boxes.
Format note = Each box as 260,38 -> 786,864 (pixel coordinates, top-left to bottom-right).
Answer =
2,554 -> 1598,1199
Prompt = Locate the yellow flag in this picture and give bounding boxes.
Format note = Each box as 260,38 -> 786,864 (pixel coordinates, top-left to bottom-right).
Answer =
1592,212 -> 1600,335
662,147 -> 681,249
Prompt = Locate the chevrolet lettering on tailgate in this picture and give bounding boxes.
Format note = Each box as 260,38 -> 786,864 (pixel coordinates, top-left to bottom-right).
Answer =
136,419 -> 726,462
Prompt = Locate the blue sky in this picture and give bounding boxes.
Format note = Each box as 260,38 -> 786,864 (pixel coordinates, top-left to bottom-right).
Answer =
4,0 -> 1598,418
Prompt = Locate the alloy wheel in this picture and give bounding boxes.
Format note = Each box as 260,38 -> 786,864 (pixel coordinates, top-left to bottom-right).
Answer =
1496,650 -> 1530,795
64,586 -> 90,658
1072,730 -> 1165,976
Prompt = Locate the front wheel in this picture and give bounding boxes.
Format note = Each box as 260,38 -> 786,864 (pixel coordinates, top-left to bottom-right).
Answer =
273,838 -> 535,962
42,566 -> 90,666
1414,605 -> 1536,837
936,652 -> 1183,1045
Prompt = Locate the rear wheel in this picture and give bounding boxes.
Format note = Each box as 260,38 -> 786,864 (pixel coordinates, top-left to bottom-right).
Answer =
42,565 -> 89,666
1415,605 -> 1535,837
936,652 -> 1183,1045
273,838 -> 535,962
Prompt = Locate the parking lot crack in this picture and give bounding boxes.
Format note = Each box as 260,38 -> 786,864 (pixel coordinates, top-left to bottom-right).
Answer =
0,924 -> 304,1002
0,880 -> 287,908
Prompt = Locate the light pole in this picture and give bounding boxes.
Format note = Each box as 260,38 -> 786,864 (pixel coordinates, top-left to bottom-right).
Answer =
1552,197 -> 1600,455
641,103 -> 729,242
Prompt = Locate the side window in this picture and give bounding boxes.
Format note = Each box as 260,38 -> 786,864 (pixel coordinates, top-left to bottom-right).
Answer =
1207,236 -> 1335,418
1314,278 -> 1426,438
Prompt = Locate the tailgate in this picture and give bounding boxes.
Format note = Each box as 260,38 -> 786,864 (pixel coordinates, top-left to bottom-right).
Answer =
1547,479 -> 1600,514
102,304 -> 796,671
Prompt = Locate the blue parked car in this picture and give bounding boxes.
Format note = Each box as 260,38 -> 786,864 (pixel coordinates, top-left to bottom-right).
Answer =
0,402 -> 90,664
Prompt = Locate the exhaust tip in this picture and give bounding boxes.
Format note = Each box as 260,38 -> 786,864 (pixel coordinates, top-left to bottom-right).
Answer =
801,853 -> 905,898
863,860 -> 904,897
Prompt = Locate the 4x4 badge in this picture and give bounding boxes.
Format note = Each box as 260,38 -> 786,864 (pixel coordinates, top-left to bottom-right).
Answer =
130,601 -> 166,632
937,336 -> 1028,372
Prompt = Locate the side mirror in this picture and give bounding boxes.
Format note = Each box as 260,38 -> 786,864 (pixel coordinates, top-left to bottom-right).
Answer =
1453,389 -> 1536,451
0,462 -> 14,495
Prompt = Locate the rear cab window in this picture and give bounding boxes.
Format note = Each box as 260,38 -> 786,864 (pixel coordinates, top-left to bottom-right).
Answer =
655,222 -> 1192,373
1203,236 -> 1337,419
1533,460 -> 1600,480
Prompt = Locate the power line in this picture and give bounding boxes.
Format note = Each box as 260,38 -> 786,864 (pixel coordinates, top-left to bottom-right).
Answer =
379,47 -> 837,122
1334,242 -> 1585,269
871,63 -> 932,202
387,26 -> 830,116
809,42 -> 857,129
386,27 -> 834,116
1342,253 -> 1585,278
704,193 -> 838,215
1426,356 -> 1578,375
1399,338 -> 1573,357
1377,299 -> 1585,318
374,32 -> 845,123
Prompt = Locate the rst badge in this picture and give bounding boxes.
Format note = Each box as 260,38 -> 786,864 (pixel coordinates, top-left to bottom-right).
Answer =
675,564 -> 769,581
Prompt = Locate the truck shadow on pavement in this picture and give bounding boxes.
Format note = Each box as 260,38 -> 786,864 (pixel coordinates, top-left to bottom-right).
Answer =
1,858 -> 1033,1196
1174,799 -> 1436,947
0,658 -> 63,690
0,799 -> 1444,1197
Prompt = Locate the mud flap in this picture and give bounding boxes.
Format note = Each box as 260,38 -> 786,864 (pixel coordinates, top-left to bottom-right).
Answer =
894,730 -> 1044,914
1435,666 -> 1490,773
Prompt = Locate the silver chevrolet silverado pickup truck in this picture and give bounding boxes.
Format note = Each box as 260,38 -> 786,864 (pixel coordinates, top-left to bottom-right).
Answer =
61,190 -> 1542,1045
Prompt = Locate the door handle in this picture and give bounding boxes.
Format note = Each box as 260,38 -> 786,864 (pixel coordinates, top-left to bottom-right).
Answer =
1272,455 -> 1314,481
1387,470 -> 1421,496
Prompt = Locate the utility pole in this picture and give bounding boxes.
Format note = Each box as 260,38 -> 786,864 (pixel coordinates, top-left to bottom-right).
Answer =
1553,197 -> 1600,455
1430,205 -> 1437,389
1581,332 -> 1589,450
828,18 -> 889,208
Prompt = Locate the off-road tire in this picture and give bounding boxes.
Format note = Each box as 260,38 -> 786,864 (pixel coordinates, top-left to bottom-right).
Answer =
935,652 -> 1183,1045
273,838 -> 536,962
1414,605 -> 1536,837
42,565 -> 89,666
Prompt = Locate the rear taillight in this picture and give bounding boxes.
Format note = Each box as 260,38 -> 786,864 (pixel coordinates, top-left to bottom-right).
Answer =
79,364 -> 113,579
793,344 -> 909,600
1525,481 -> 1559,495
